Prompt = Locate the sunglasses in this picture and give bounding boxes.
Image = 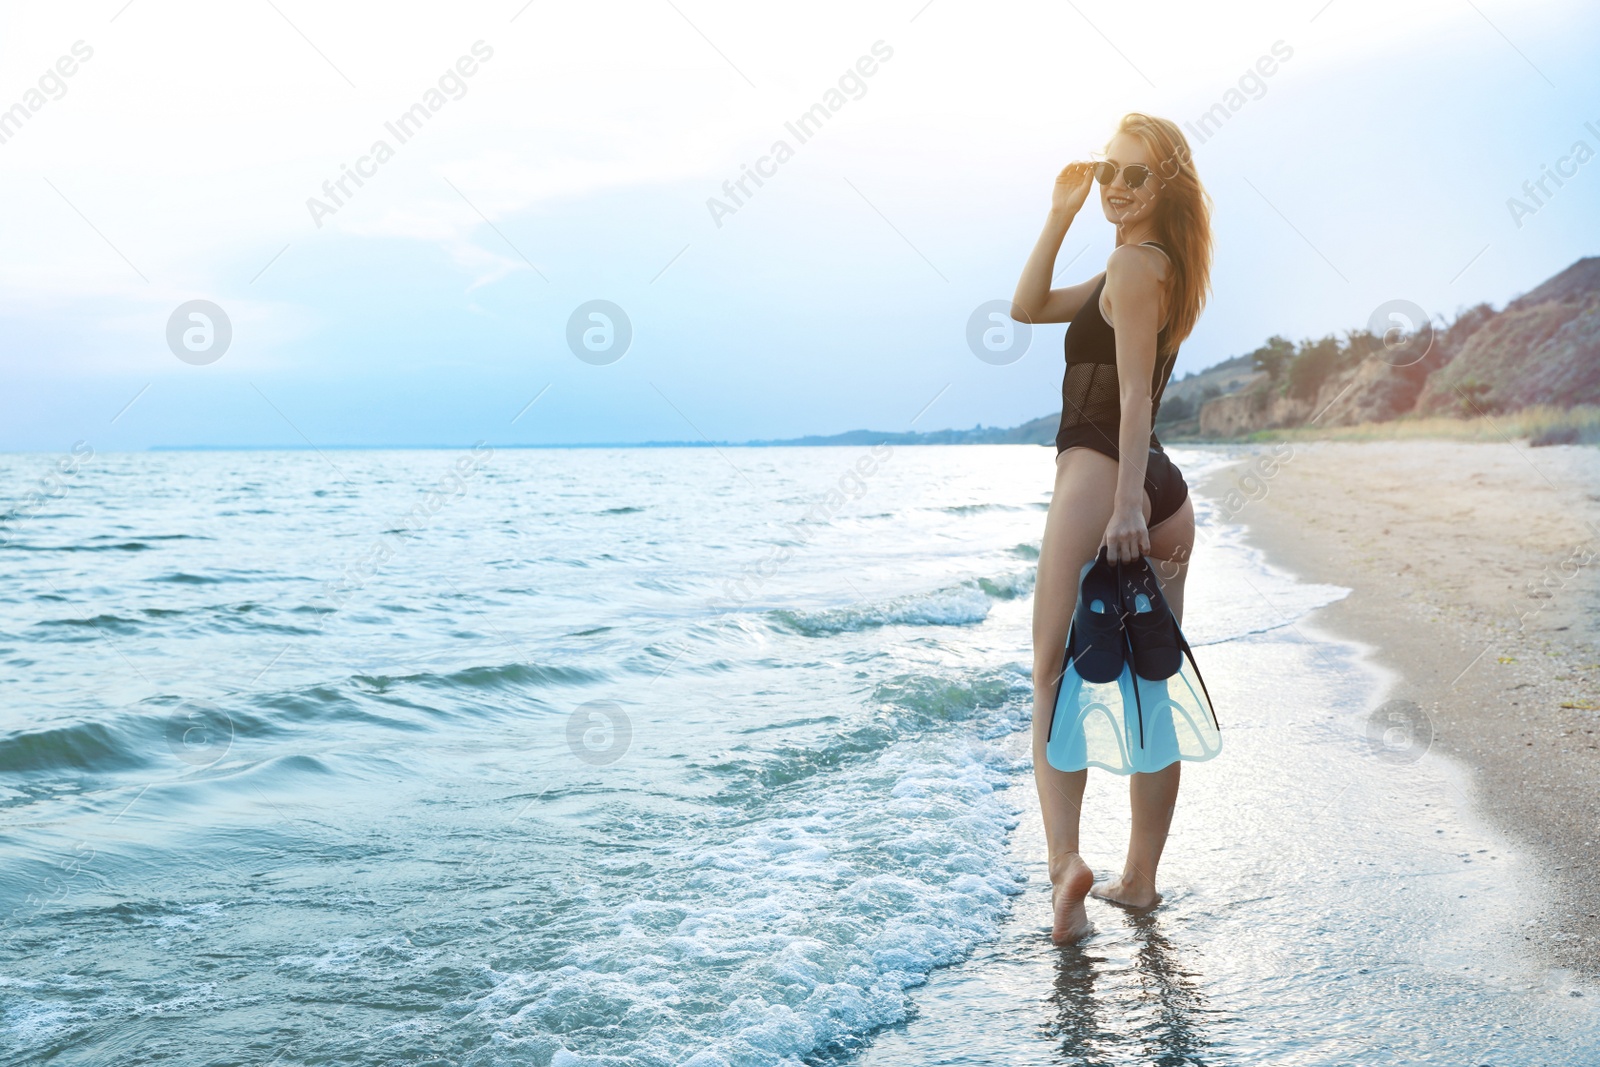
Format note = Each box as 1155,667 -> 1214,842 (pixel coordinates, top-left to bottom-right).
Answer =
1092,160 -> 1153,189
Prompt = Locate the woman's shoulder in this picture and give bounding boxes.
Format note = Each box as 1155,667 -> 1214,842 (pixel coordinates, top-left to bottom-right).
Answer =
1104,242 -> 1171,286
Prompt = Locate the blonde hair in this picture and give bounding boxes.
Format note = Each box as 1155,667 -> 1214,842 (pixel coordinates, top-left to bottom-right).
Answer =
1110,112 -> 1213,358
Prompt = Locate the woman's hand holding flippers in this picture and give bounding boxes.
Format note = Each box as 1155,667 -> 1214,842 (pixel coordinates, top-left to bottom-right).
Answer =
1101,506 -> 1150,564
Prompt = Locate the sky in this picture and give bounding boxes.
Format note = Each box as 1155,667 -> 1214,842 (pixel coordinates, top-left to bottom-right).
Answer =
1,0 -> 1597,450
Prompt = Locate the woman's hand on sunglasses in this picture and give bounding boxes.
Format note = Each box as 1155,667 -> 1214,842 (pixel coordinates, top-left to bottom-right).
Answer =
1050,161 -> 1095,220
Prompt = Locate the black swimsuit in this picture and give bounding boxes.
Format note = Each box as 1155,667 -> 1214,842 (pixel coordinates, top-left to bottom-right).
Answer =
1054,240 -> 1189,527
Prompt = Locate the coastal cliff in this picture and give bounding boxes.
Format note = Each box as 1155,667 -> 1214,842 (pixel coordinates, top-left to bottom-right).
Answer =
1198,257 -> 1600,437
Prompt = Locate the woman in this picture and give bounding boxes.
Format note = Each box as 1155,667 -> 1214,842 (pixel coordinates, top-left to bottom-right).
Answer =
1010,113 -> 1213,944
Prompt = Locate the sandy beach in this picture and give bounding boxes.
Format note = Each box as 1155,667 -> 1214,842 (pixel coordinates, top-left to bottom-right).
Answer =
1207,438 -> 1600,976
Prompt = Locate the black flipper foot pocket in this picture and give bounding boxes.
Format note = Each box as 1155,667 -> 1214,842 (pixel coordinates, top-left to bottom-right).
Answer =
1071,546 -> 1126,684
1120,555 -> 1182,681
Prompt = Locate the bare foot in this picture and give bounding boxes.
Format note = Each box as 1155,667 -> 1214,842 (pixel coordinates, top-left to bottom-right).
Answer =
1089,876 -> 1161,910
1049,854 -> 1095,944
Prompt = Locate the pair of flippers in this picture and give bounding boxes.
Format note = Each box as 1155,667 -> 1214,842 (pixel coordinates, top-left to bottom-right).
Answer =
1046,547 -> 1222,775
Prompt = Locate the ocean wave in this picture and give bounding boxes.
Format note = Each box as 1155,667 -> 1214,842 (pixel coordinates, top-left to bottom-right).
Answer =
176,752 -> 336,788
1,541 -> 157,552
939,503 -> 1026,515
91,534 -> 211,543
771,585 -> 990,635
460,729 -> 1028,1066
703,665 -> 1031,797
872,668 -> 1025,729
0,719 -> 151,776
351,661 -> 605,693
30,604 -> 313,640
0,656 -> 608,779
0,702 -> 278,777
978,569 -> 1035,600
770,569 -> 1037,636
31,613 -> 142,637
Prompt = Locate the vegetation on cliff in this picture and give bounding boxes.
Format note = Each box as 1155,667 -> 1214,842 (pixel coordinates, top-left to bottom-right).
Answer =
1191,256 -> 1599,443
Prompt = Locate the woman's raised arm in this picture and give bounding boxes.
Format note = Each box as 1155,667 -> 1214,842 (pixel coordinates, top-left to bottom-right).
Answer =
1011,162 -> 1104,324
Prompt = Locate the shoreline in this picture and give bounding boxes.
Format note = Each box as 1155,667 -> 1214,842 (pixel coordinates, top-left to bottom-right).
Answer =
1202,438 -> 1600,978
856,447 -> 1600,1064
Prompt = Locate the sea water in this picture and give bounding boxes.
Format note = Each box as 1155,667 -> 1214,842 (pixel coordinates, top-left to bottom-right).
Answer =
0,445 -> 1594,1065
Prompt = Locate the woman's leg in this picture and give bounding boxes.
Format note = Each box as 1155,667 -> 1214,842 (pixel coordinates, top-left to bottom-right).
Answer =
1034,447 -> 1150,942
1092,494 -> 1196,909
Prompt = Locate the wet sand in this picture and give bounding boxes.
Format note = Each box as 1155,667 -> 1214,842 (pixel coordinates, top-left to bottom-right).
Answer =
1206,438 -> 1600,977
853,449 -> 1600,1064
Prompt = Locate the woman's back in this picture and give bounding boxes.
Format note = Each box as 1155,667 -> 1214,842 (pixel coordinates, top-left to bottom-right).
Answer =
1055,241 -> 1181,456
